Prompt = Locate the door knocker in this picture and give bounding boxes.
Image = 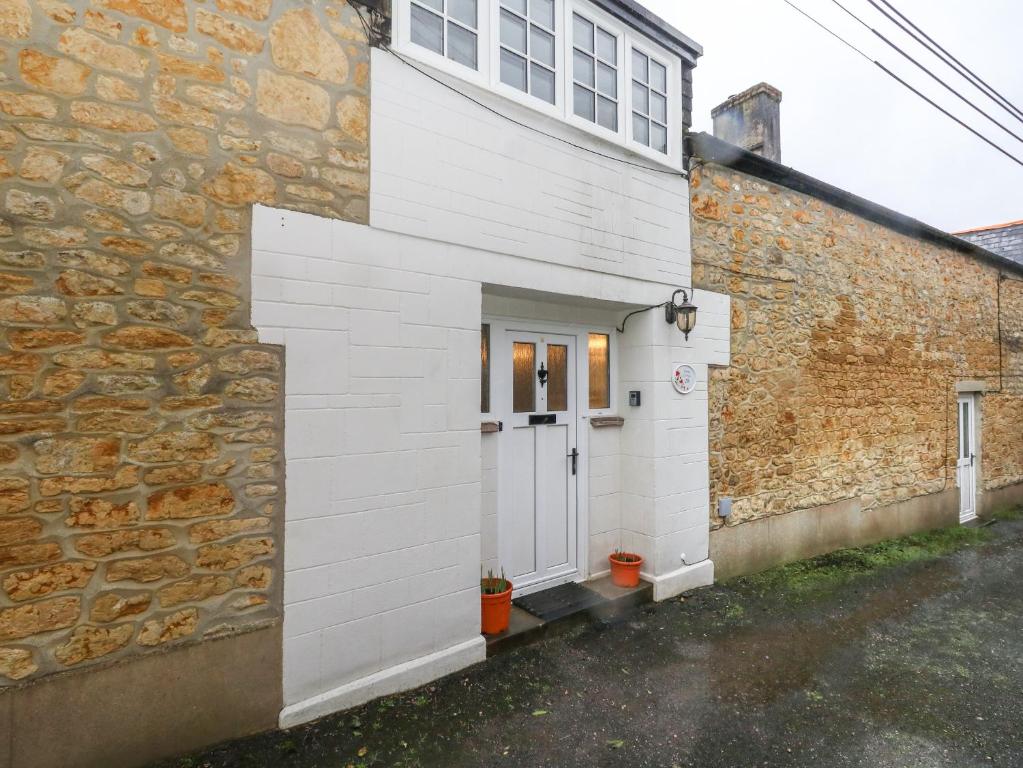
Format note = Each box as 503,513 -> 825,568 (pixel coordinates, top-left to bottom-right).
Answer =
537,363 -> 548,388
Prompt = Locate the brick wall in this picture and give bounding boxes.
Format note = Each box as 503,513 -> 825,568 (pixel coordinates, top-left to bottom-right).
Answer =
0,0 -> 372,685
691,163 -> 1023,531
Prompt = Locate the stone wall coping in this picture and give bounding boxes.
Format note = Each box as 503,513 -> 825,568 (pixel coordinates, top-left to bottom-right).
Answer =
590,416 -> 626,428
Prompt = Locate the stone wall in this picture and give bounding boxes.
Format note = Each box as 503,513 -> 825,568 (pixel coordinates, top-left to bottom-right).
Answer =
691,163 -> 1023,533
0,0 -> 372,686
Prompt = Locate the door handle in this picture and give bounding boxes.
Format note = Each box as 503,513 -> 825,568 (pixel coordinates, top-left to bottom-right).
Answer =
568,448 -> 578,476
971,453 -> 975,466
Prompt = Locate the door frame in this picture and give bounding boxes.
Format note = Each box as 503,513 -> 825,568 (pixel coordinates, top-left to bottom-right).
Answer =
956,393 -> 979,524
484,314 -> 615,596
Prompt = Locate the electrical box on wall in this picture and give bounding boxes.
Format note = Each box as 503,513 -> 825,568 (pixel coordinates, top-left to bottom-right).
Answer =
628,391 -> 641,407
718,497 -> 733,518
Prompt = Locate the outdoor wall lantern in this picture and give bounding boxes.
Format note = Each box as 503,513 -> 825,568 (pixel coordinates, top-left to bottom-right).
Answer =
665,289 -> 698,340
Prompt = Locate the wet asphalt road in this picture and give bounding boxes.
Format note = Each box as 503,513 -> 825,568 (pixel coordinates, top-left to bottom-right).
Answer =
157,519 -> 1023,768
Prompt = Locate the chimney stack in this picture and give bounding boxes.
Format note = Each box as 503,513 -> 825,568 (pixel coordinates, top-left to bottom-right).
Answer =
711,83 -> 782,163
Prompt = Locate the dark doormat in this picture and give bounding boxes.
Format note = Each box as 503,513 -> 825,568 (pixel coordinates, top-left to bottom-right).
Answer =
513,581 -> 605,623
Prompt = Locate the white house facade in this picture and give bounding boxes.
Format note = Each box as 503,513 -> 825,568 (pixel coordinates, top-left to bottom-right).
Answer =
250,0 -> 729,727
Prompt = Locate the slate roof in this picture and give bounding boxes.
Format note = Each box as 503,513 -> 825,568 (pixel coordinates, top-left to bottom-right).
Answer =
955,221 -> 1023,268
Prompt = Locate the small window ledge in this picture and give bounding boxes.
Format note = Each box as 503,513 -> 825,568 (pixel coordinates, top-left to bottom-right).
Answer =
481,420 -> 501,434
590,416 -> 625,428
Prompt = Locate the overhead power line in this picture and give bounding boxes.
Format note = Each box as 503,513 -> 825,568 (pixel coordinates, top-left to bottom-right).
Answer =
872,0 -> 1023,124
826,0 -> 1023,146
780,0 -> 1023,170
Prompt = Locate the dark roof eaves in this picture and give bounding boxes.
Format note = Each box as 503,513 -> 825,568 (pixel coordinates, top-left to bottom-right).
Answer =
687,132 -> 1023,279
588,0 -> 703,66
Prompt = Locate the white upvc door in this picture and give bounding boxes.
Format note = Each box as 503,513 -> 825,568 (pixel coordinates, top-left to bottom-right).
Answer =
496,329 -> 579,596
957,395 -> 977,524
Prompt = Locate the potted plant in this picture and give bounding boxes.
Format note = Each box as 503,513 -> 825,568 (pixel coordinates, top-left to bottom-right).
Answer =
480,568 -> 513,635
609,549 -> 644,588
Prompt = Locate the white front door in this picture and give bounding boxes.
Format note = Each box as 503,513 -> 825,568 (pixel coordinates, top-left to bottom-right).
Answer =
497,329 -> 579,595
957,395 -> 977,523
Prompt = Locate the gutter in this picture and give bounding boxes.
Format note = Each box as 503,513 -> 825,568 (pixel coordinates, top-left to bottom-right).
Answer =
589,0 -> 703,67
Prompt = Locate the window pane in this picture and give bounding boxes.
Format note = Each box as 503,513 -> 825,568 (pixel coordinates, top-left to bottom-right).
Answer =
513,342 -> 536,413
573,49 -> 594,87
501,48 -> 528,91
448,22 -> 477,68
573,13 -> 593,52
503,0 -> 527,14
547,345 -> 568,412
573,84 -> 594,120
481,324 -> 490,413
411,5 -> 444,55
651,60 -> 668,93
531,26 -> 555,67
532,0 -> 555,29
500,9 -> 527,53
651,121 -> 667,154
531,63 -> 555,104
632,49 -> 648,83
417,0 -> 443,11
596,28 -> 616,64
597,96 -> 617,131
632,81 -> 649,115
588,334 -> 610,410
597,62 -> 616,98
651,92 -> 667,123
633,113 -> 649,145
448,0 -> 477,28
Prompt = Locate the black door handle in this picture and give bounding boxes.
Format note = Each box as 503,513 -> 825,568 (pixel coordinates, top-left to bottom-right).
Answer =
568,448 -> 578,475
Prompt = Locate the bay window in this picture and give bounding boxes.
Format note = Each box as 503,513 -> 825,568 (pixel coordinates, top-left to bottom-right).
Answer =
499,0 -> 557,104
410,0 -> 480,70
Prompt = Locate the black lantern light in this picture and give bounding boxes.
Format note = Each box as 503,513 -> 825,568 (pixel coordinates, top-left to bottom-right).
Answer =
665,289 -> 698,340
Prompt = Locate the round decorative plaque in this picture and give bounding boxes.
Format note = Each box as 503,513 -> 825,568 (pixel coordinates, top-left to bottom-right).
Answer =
672,364 -> 697,395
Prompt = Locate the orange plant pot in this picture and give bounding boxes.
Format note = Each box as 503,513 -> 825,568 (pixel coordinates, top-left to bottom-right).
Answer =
480,580 -> 513,635
609,554 -> 644,588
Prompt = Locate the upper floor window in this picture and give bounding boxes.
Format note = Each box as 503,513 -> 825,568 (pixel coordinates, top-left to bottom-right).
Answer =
499,0 -> 557,105
396,0 -> 682,167
631,48 -> 668,154
411,0 -> 479,70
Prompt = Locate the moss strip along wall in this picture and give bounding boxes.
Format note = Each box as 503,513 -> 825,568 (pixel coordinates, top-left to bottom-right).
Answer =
691,164 -> 1023,536
0,0 -> 371,685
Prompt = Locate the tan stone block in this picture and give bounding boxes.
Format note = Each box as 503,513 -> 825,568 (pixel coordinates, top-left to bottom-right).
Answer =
95,374 -> 160,394
106,554 -> 188,584
43,370 -> 86,397
0,517 -> 39,546
250,447 -> 277,463
266,153 -> 305,179
18,49 -> 91,95
0,91 -> 58,119
0,542 -> 62,569
203,162 -> 276,207
101,236 -> 154,258
160,395 -> 222,411
0,596 -> 79,641
235,564 -> 271,589
216,0 -> 270,21
3,561 -> 97,602
70,100 -> 156,132
35,437 -> 120,475
5,189 -> 56,221
64,172 -> 152,213
71,395 -> 149,413
256,70 -> 330,131
83,209 -> 131,233
245,484 -> 276,498
39,465 -> 139,496
143,260 -> 193,284
202,308 -> 231,327
270,9 -> 349,84
0,445 -> 17,464
133,24 -> 158,47
8,329 -> 84,350
55,249 -> 129,278
152,95 -> 218,130
209,459 -> 236,477
55,623 -> 133,665
55,350 -> 152,373
143,463 -> 202,486
56,269 -> 125,297
188,517 -> 270,545
0,295 -> 66,325
0,647 -> 37,680
95,0 -> 187,31
167,126 -> 211,157
147,482 -> 234,521
8,375 -> 36,398
134,278 -> 166,297
190,410 -> 272,431
0,418 -> 66,437
137,607 -> 198,646
70,302 -> 117,329
84,8 -> 123,38
335,94 -> 368,144
203,328 -> 259,347
0,157 -> 14,180
96,74 -> 140,102
77,412 -> 162,435
66,497 -> 141,528
216,350 -> 280,375
224,377 -> 279,403
153,186 -> 208,229
285,185 -> 334,204
172,363 -> 212,394
0,271 -> 34,293
90,591 -> 150,622
104,326 -> 192,350
0,0 -> 31,38
125,299 -> 187,326
321,166 -> 368,194
197,9 -> 265,53
76,527 -> 175,557
231,594 -> 268,611
158,574 -> 232,607
59,28 -> 148,78
196,537 -> 272,571
0,398 -> 60,415
246,463 -> 274,481
80,154 -> 151,187
141,223 -> 184,241
186,84 -> 245,113
180,289 -> 240,309
156,52 -> 224,83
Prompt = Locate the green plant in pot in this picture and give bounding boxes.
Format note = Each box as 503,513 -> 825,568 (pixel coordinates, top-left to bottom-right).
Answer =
609,548 -> 644,588
480,567 -> 513,635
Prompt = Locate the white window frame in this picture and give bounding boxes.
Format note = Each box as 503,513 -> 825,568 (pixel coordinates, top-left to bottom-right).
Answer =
392,0 -> 684,170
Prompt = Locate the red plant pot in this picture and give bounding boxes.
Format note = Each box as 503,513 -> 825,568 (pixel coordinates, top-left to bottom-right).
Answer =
609,553 -> 644,588
480,580 -> 513,635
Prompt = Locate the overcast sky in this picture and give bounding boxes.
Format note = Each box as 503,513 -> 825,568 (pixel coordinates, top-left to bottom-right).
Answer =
640,0 -> 1023,232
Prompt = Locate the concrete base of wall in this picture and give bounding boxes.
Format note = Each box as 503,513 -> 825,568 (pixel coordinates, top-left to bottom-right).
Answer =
644,560 -> 715,601
0,625 -> 282,768
279,636 -> 486,729
710,489 -> 960,581
980,482 -> 1023,517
